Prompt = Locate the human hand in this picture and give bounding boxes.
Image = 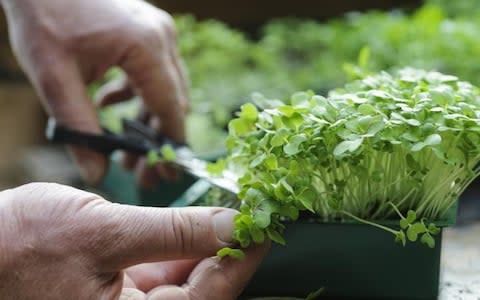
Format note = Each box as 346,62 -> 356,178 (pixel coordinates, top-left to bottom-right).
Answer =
0,183 -> 269,299
1,0 -> 188,186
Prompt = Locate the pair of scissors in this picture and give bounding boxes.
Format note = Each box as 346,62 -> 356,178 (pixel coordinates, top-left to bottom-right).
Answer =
45,118 -> 239,194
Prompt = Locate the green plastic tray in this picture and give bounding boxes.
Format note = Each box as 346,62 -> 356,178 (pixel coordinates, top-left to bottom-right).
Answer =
243,222 -> 445,299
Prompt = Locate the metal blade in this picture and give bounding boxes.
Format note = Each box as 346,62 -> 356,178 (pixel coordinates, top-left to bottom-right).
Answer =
173,147 -> 239,194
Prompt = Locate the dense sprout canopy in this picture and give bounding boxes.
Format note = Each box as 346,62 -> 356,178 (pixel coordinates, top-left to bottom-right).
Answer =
225,68 -> 480,248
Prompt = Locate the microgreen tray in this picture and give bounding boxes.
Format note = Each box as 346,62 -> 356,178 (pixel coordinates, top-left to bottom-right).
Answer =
171,180 -> 457,300
241,221 -> 447,300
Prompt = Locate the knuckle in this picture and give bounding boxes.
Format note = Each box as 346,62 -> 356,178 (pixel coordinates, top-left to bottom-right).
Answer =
136,23 -> 169,50
131,13 -> 176,50
158,12 -> 177,41
169,208 -> 196,254
8,183 -> 107,256
34,55 -> 67,99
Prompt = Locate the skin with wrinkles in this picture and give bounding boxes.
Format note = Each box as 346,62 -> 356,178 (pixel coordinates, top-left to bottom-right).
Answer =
1,0 -> 189,186
0,183 -> 269,299
0,0 -> 271,298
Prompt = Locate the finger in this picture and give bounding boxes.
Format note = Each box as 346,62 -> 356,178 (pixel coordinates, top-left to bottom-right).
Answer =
157,11 -> 189,113
133,115 -> 178,186
135,157 -> 161,189
120,288 -> 146,300
95,75 -> 135,107
170,54 -> 189,107
123,274 -> 137,289
154,162 -> 179,182
75,203 -> 238,271
119,109 -> 149,172
136,157 -> 177,188
147,244 -> 271,300
125,259 -> 199,292
30,51 -> 107,184
166,31 -> 189,114
120,39 -> 186,143
121,153 -> 140,171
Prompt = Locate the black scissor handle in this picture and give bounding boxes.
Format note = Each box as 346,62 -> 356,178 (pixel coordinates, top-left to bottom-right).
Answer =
45,118 -> 150,155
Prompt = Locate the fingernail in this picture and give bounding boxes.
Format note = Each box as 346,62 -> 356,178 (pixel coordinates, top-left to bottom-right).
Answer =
213,209 -> 238,243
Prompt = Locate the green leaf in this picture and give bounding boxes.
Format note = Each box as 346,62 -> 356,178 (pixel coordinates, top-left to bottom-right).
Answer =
267,228 -> 286,245
358,46 -> 371,69
146,150 -> 160,166
229,118 -> 253,136
430,86 -> 453,106
283,143 -> 301,156
400,218 -> 409,230
239,103 -> 258,121
160,144 -> 176,162
291,92 -> 310,106
411,134 -> 442,152
306,287 -> 325,300
407,223 -> 426,242
264,154 -> 278,170
282,113 -> 304,130
428,223 -> 441,235
254,211 -> 271,229
217,247 -> 245,259
250,226 -> 265,243
333,138 -> 363,157
424,134 -> 442,146
420,233 -> 436,248
244,188 -> 266,204
206,159 -> 227,175
239,214 -> 254,227
250,153 -> 266,168
298,188 -> 316,212
395,231 -> 406,246
271,129 -> 289,147
280,178 -> 295,194
283,134 -> 308,156
279,105 -> 296,117
358,103 -> 376,115
406,210 -> 417,223
280,205 -> 299,220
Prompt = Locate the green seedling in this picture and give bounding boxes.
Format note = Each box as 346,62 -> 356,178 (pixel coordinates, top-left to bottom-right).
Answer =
219,68 -> 480,250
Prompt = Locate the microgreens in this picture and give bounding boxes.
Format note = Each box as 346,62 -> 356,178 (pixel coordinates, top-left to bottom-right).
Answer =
160,144 -> 177,162
216,247 -> 246,259
94,2 -> 480,157
218,68 -> 480,251
206,159 -> 227,176
146,145 -> 176,166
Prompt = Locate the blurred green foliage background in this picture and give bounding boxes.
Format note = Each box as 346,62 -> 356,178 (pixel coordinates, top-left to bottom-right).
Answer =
95,0 -> 480,156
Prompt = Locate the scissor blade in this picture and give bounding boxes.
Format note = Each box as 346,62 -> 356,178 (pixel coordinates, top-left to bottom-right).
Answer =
174,147 -> 240,194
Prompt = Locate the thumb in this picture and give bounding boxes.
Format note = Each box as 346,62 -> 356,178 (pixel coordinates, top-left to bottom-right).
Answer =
74,202 -> 238,271
30,52 -> 107,184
